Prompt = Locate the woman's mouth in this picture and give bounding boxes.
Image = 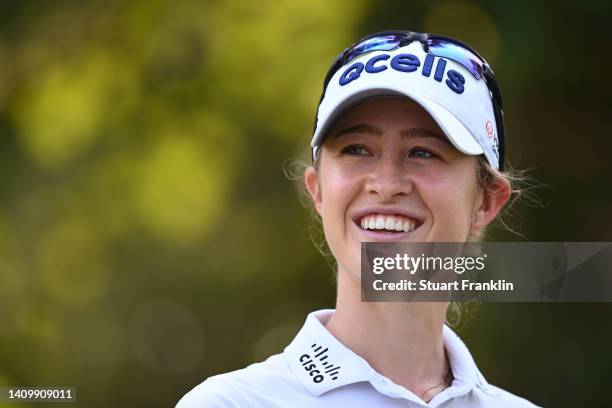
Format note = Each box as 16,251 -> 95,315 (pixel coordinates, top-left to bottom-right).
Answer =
356,213 -> 422,236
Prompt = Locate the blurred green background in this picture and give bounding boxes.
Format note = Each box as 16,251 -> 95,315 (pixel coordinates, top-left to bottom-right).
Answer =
0,0 -> 610,407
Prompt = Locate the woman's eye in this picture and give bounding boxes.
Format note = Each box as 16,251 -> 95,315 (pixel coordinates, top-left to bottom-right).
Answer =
341,145 -> 370,156
409,148 -> 437,159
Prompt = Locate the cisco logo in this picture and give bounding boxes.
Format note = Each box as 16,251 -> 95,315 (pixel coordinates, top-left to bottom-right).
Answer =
299,343 -> 341,383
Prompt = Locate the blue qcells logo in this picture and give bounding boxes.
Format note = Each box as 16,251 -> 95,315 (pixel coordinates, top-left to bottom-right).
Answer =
338,53 -> 465,94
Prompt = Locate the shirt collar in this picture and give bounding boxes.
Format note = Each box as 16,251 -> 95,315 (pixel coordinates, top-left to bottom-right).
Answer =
284,309 -> 489,396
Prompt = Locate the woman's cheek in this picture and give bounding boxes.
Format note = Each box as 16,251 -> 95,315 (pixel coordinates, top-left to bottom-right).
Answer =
418,178 -> 473,240
324,167 -> 361,207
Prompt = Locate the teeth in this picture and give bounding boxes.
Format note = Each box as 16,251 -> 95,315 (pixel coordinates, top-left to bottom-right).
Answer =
403,220 -> 411,232
368,218 -> 376,229
359,214 -> 418,232
394,220 -> 403,231
385,218 -> 395,230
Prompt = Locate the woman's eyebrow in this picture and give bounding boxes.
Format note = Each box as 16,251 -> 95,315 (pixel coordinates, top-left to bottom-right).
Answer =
401,128 -> 451,146
332,124 -> 450,146
332,124 -> 383,139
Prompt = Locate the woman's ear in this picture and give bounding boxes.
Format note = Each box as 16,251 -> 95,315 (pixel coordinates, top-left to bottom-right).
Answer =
471,176 -> 511,233
305,166 -> 323,216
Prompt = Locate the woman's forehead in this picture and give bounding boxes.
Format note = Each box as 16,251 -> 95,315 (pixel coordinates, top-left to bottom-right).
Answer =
326,96 -> 446,141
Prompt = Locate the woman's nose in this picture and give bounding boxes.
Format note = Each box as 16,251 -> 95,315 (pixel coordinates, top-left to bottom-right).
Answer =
365,155 -> 413,200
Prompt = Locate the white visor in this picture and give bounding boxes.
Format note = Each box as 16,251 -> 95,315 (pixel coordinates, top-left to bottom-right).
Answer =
311,41 -> 501,170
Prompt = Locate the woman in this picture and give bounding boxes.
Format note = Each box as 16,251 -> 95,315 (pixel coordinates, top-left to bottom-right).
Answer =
177,31 -> 540,407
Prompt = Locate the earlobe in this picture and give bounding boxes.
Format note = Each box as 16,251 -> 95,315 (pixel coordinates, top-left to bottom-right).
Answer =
304,166 -> 323,215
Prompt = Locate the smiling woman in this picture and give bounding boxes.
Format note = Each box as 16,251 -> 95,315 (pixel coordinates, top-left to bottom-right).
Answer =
176,30 -> 540,408
307,97 -> 503,248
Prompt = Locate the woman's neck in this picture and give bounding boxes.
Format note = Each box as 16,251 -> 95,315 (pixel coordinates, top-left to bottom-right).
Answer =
325,270 -> 451,402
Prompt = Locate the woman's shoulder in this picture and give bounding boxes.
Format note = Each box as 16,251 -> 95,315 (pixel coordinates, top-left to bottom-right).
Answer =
175,352 -> 304,408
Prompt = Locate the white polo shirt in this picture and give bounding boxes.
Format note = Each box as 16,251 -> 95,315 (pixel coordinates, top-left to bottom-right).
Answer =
177,309 -> 540,407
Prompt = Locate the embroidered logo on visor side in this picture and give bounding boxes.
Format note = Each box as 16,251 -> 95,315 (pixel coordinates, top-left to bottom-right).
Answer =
485,120 -> 494,138
298,343 -> 341,383
338,53 -> 466,94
